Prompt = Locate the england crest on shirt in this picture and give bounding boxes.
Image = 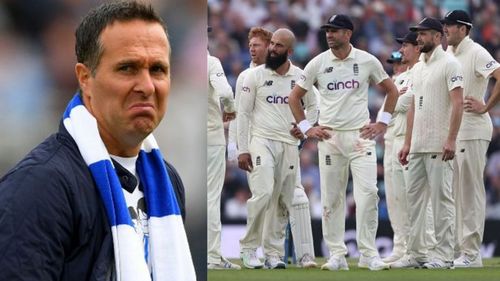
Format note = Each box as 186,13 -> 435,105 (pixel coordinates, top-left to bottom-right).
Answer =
353,63 -> 359,76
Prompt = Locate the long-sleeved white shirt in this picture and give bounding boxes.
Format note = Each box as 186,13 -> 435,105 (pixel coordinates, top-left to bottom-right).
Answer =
208,52 -> 235,146
237,62 -> 318,154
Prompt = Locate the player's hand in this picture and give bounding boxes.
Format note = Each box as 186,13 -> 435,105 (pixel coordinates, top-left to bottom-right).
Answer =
464,96 -> 487,114
223,111 -> 236,122
360,122 -> 387,140
227,142 -> 238,162
398,144 -> 410,166
442,139 -> 456,161
305,126 -> 332,140
238,153 -> 253,172
290,123 -> 305,140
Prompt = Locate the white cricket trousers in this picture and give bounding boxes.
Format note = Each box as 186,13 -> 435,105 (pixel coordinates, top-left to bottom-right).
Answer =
268,161 -> 315,259
239,136 -> 298,257
406,153 -> 455,262
207,145 -> 226,263
385,136 -> 410,257
318,129 -> 379,258
454,139 -> 489,258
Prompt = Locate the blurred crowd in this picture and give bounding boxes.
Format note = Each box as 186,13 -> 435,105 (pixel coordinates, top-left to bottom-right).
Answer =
207,0 -> 500,221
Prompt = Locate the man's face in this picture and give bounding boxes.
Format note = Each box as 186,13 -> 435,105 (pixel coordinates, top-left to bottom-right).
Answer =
399,42 -> 420,64
443,24 -> 463,47
325,28 -> 349,49
265,34 -> 289,70
78,20 -> 170,153
249,36 -> 268,65
417,30 -> 437,53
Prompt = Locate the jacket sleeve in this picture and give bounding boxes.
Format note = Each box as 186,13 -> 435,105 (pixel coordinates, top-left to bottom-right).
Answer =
0,165 -> 73,280
164,161 -> 186,221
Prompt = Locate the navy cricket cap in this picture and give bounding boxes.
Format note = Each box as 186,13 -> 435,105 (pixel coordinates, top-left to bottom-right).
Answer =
386,51 -> 402,64
396,31 -> 418,45
321,14 -> 354,31
440,10 -> 473,27
410,17 -> 443,34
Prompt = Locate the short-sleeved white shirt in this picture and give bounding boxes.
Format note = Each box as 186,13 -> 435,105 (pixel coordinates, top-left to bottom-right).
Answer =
410,46 -> 464,153
237,63 -> 317,153
447,36 -> 500,141
378,69 -> 414,140
297,45 -> 389,130
208,53 -> 235,146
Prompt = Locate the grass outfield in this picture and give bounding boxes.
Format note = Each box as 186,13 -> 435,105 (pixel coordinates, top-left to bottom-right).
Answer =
208,258 -> 500,281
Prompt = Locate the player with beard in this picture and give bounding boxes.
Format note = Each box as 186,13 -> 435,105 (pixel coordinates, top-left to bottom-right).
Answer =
229,27 -> 319,269
398,17 -> 464,269
237,28 -> 317,269
441,10 -> 500,267
289,14 -> 398,271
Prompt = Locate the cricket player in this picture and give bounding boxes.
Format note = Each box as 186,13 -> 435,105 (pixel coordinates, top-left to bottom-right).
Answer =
289,14 -> 399,271
237,28 -> 317,269
397,17 -> 463,269
207,51 -> 240,270
378,50 -> 409,263
385,32 -> 438,264
229,27 -> 318,268
441,10 -> 500,267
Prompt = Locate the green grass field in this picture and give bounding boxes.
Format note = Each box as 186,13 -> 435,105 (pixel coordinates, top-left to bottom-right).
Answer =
208,258 -> 500,281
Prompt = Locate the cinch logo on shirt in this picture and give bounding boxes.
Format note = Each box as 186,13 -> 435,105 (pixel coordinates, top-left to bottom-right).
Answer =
263,80 -> 274,86
327,79 -> 360,91
451,75 -> 463,82
266,94 -> 289,104
242,86 -> 250,93
216,72 -> 224,77
486,60 -> 497,69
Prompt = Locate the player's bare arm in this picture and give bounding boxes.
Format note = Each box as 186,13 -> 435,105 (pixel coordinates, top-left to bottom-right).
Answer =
223,111 -> 236,122
289,85 -> 331,140
399,98 -> 414,166
360,78 -> 399,139
464,68 -> 500,114
442,86 -> 463,161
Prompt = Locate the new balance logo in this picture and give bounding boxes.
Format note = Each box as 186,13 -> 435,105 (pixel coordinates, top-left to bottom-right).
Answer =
327,79 -> 360,91
263,80 -> 273,86
324,67 -> 333,73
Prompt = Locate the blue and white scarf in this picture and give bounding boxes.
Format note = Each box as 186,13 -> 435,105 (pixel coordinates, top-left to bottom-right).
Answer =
63,94 -> 196,281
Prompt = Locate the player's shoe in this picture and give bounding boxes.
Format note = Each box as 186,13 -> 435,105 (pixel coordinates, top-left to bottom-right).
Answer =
358,255 -> 390,270
298,253 -> 318,268
207,257 -> 241,270
320,255 -> 349,271
423,259 -> 454,269
382,252 -> 404,263
390,254 -> 424,269
453,254 -> 482,268
240,249 -> 263,269
264,255 -> 286,269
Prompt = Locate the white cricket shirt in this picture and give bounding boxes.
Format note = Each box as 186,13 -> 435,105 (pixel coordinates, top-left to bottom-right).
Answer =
410,46 -> 464,153
208,52 -> 235,146
447,36 -> 500,141
297,45 -> 389,130
237,62 -> 317,153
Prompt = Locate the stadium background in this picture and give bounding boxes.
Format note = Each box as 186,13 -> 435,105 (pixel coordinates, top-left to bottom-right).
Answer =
0,0 -> 207,279
208,0 -> 500,258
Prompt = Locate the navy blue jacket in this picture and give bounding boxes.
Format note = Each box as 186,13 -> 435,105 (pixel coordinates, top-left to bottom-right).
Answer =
0,123 -> 186,281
